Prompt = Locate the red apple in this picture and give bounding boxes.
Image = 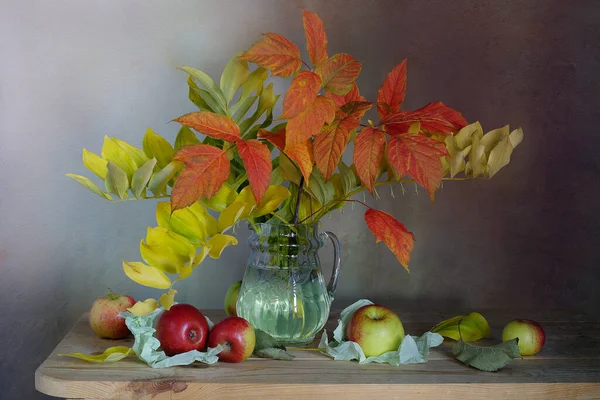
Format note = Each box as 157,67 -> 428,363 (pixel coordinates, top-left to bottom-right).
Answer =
346,304 -> 405,357
156,304 -> 209,356
208,317 -> 256,363
502,319 -> 545,356
89,292 -> 135,339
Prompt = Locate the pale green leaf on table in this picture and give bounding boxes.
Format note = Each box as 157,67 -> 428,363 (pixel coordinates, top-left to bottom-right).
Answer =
452,338 -> 520,372
147,161 -> 183,195
142,128 -> 174,169
174,126 -> 200,151
101,136 -> 138,179
254,348 -> 295,361
58,346 -> 135,363
220,53 -> 249,104
179,66 -> 227,111
66,174 -> 113,200
132,158 -> 157,198
140,240 -> 183,275
113,138 -> 149,167
104,161 -> 129,200
252,330 -> 294,360
82,149 -> 108,179
240,67 -> 267,99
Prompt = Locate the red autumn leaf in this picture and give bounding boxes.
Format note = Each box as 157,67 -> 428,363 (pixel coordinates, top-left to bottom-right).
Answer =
172,144 -> 230,211
236,139 -> 272,203
325,82 -> 365,108
286,96 -> 336,147
173,112 -> 240,142
314,116 -> 358,180
377,60 -> 407,118
281,71 -> 322,119
314,53 -> 362,95
414,102 -> 468,132
364,208 -> 415,271
340,101 -> 373,121
285,139 -> 314,183
238,33 -> 302,77
353,127 -> 386,193
381,109 -> 455,136
302,10 -> 328,66
386,133 -> 449,201
258,127 -> 286,151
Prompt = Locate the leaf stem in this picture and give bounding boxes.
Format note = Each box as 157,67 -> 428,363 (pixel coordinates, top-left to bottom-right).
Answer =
292,176 -> 305,224
301,60 -> 312,70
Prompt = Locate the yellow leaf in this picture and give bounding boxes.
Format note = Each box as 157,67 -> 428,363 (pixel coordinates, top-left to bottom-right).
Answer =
252,186 -> 291,217
127,298 -> 159,316
155,202 -> 207,246
140,240 -> 183,274
202,182 -> 237,212
82,149 -> 108,180
145,227 -> 195,265
159,289 -> 178,311
59,346 -> 134,363
123,261 -> 171,289
206,234 -> 238,258
466,134 -> 486,178
480,125 -> 510,153
142,127 -> 174,169
176,246 -> 211,281
66,174 -> 113,200
218,201 -> 254,233
431,312 -> 491,342
113,138 -> 149,168
101,136 -> 138,180
455,121 -> 483,150
188,202 -> 218,237
509,127 -> 524,148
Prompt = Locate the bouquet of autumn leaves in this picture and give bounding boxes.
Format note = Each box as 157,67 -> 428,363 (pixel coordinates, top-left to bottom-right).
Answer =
67,10 -> 522,313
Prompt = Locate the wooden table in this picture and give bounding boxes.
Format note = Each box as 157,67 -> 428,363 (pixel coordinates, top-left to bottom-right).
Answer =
36,310 -> 600,399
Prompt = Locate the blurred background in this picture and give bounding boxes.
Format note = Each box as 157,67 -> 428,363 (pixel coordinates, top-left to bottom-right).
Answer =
1,0 -> 598,397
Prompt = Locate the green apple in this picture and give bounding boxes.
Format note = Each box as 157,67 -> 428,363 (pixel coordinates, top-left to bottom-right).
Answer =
224,280 -> 242,317
502,319 -> 545,356
346,304 -> 405,357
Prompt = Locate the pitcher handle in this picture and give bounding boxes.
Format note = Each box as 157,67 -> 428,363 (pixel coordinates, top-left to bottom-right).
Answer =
324,231 -> 341,301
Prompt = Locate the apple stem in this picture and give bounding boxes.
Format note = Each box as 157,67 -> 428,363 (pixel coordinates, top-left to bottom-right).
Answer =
106,288 -> 119,300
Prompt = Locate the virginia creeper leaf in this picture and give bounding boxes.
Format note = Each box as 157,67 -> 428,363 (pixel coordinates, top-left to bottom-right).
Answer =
387,134 -> 449,201
353,127 -> 386,193
286,95 -> 336,147
236,139 -> 272,203
173,112 -> 241,143
239,33 -> 302,78
364,208 -> 415,271
66,174 -> 112,200
142,128 -> 174,169
314,53 -> 362,95
314,116 -> 358,180
452,339 -> 521,372
104,161 -> 129,200
377,60 -> 407,118
122,261 -> 171,289
281,71 -> 322,119
285,139 -> 315,183
171,145 -> 230,211
302,10 -> 328,66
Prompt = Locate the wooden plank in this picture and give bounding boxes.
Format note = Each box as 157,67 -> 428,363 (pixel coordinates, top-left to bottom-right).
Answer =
36,310 -> 600,399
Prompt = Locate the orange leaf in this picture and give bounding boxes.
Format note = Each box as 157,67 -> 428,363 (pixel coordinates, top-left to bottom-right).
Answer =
286,96 -> 336,147
173,112 -> 240,143
239,33 -> 302,78
340,101 -> 373,121
325,82 -> 365,108
377,60 -> 407,118
281,71 -> 322,119
414,102 -> 468,132
258,127 -> 286,151
315,53 -> 362,95
302,10 -> 328,66
236,139 -> 272,203
386,133 -> 449,200
172,145 -> 230,211
364,208 -> 415,271
314,116 -> 358,180
381,108 -> 455,136
353,127 -> 386,193
285,140 -> 314,183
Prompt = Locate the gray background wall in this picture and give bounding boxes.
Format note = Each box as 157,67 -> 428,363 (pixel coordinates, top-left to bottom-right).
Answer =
1,0 -> 598,398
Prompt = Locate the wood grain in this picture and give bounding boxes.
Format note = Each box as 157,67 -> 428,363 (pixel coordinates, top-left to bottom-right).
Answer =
35,310 -> 600,399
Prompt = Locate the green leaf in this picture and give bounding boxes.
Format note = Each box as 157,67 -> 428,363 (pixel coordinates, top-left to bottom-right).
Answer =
279,153 -> 301,185
131,158 -> 157,198
101,136 -> 138,180
452,339 -> 521,372
220,53 -> 249,104
188,76 -> 213,111
306,169 -> 334,206
254,348 -> 295,361
104,161 -> 129,200
142,128 -> 174,169
113,138 -> 149,168
257,83 -> 277,116
179,66 -> 227,111
191,87 -> 227,115
240,67 -> 268,99
82,149 -> 108,180
231,95 -> 258,123
58,346 -> 134,363
147,161 -> 182,195
338,162 -> 358,195
254,329 -> 286,351
270,166 -> 284,186
174,126 -> 200,151
66,174 -> 113,200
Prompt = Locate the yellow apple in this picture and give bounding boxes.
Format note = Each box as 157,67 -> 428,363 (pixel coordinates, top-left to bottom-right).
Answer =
224,280 -> 242,317
502,319 -> 545,356
346,304 -> 405,357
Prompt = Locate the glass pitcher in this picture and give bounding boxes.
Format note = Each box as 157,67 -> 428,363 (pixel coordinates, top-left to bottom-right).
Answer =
236,222 -> 341,346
